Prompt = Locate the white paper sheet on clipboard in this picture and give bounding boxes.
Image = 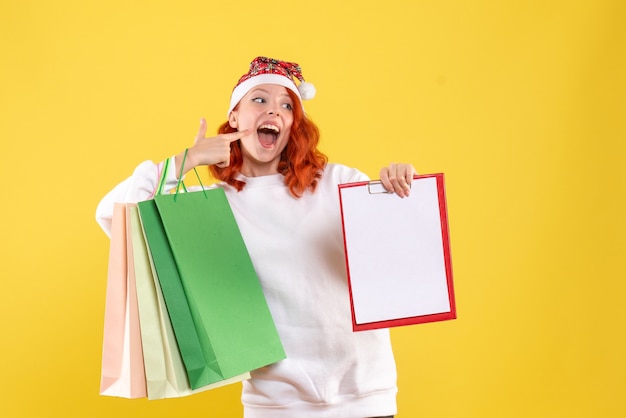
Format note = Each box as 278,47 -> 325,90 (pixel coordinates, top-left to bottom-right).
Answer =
338,173 -> 456,331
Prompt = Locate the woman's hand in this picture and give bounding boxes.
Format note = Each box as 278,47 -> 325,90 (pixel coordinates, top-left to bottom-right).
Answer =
379,163 -> 418,198
175,118 -> 250,176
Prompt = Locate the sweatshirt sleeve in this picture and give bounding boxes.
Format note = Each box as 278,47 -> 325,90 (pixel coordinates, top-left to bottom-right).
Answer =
324,162 -> 370,185
95,157 -> 180,237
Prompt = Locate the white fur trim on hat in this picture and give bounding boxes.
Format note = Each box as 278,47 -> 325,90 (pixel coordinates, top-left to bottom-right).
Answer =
227,74 -> 302,116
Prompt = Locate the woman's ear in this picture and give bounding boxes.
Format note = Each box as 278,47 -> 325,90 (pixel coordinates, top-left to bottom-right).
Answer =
228,111 -> 238,129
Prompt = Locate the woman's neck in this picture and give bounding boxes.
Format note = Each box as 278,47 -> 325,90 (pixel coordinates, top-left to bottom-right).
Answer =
240,160 -> 281,177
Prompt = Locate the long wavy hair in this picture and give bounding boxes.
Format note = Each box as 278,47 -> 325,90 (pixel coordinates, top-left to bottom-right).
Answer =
209,89 -> 328,198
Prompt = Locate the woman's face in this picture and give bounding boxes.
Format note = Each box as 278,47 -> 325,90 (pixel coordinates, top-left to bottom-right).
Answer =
229,83 -> 295,177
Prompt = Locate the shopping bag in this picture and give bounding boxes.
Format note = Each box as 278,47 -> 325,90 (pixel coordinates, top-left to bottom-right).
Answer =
129,204 -> 250,399
99,203 -> 147,398
137,187 -> 285,390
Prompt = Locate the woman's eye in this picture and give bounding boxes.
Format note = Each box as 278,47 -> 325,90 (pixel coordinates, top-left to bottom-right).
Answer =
252,97 -> 266,103
282,103 -> 293,111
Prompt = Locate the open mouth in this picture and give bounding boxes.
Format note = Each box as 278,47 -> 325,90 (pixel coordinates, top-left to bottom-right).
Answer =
257,124 -> 280,147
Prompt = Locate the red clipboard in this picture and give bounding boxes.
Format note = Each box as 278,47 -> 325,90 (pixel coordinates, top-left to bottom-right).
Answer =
338,173 -> 456,331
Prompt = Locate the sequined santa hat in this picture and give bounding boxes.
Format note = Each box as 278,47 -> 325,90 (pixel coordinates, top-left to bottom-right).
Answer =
227,56 -> 316,115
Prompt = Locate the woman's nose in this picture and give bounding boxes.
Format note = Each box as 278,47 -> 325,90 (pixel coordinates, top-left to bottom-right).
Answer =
267,105 -> 280,116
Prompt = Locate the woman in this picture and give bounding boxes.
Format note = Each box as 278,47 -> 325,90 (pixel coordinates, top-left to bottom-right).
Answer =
96,56 -> 416,418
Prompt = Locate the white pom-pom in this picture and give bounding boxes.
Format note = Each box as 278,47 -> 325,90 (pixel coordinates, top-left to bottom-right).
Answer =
297,81 -> 316,100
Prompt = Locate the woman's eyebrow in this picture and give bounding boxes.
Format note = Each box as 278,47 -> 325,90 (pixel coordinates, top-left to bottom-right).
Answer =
249,88 -> 291,99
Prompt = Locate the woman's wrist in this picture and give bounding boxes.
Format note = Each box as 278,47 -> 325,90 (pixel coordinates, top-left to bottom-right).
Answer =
174,149 -> 191,179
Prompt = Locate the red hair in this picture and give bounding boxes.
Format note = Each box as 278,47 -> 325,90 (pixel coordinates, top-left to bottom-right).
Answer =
209,90 -> 328,198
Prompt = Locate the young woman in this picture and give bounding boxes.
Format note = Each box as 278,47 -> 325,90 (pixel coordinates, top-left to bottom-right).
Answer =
96,57 -> 416,418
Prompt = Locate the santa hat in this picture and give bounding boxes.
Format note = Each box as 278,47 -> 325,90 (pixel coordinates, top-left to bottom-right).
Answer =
227,56 -> 316,115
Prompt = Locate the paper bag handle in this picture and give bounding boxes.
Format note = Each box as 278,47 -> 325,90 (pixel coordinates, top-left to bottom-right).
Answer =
172,148 -> 207,201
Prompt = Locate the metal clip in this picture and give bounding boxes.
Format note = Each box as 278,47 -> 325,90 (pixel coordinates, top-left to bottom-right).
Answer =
367,181 -> 393,194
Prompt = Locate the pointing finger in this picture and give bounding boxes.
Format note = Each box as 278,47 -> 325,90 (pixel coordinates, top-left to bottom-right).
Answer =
221,129 -> 251,142
196,118 -> 208,140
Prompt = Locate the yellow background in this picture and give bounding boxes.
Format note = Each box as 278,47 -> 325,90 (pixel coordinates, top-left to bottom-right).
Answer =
1,0 -> 625,417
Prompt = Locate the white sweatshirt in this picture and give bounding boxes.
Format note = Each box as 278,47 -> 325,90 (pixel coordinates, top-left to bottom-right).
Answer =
96,160 -> 398,418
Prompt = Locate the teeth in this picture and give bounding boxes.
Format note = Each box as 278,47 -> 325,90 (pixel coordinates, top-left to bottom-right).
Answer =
258,124 -> 280,133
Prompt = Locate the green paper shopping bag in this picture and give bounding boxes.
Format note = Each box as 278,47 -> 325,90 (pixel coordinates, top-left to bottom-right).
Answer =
137,180 -> 285,390
129,204 -> 250,399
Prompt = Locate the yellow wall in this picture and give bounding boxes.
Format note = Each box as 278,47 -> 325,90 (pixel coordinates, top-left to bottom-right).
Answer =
1,1 -> 625,416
